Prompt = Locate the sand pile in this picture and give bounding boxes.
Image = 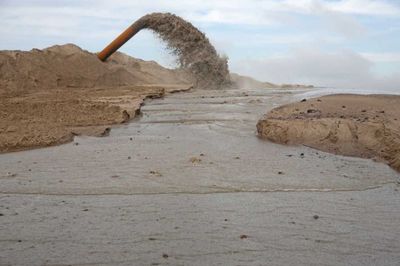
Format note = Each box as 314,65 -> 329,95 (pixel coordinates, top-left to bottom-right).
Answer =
257,94 -> 400,172
133,13 -> 230,88
0,43 -> 192,95
0,44 -> 192,152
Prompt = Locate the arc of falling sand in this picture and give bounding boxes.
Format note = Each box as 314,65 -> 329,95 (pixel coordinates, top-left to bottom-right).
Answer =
97,13 -> 230,88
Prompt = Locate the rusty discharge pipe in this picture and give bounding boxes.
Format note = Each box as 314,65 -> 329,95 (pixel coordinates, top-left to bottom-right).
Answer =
97,20 -> 147,61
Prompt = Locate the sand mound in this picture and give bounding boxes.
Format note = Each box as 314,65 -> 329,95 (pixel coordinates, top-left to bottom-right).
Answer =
133,13 -> 230,88
0,44 -> 192,152
257,94 -> 400,172
0,43 -> 192,96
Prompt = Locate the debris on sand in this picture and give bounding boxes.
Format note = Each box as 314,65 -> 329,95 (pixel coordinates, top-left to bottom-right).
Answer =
149,170 -> 162,177
6,172 -> 17,178
189,157 -> 202,163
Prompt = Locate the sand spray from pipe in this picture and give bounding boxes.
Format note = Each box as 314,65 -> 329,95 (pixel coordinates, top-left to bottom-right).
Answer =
98,13 -> 231,88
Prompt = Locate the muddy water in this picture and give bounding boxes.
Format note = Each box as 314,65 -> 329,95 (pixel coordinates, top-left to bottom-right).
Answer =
1,87 -> 399,265
0,87 -> 398,195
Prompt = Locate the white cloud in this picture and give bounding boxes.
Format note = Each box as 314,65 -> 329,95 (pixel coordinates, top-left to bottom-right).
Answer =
187,9 -> 275,25
2,0 -> 398,29
0,0 -> 399,91
231,48 -> 400,90
0,0 -> 397,42
325,0 -> 400,16
361,52 -> 400,63
312,3 -> 367,38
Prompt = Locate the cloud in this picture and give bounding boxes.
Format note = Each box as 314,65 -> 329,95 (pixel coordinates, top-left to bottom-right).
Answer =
280,0 -> 400,16
360,52 -> 400,63
0,0 -> 397,41
325,0 -> 400,16
0,0 -> 399,91
231,48 -> 400,90
309,2 -> 367,38
2,0 -> 399,28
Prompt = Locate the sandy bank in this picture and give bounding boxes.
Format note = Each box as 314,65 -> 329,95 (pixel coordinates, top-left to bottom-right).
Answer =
0,44 -> 192,152
257,94 -> 400,172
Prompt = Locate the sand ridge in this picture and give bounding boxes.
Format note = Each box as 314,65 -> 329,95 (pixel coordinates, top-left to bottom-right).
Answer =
257,94 -> 400,172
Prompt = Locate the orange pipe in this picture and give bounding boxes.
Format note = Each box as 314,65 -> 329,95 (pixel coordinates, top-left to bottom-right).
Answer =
97,20 -> 147,61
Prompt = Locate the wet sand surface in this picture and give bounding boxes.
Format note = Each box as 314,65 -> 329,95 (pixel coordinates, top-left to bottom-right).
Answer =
1,87 -> 399,265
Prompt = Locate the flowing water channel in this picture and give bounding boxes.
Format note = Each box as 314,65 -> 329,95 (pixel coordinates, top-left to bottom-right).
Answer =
0,86 -> 399,265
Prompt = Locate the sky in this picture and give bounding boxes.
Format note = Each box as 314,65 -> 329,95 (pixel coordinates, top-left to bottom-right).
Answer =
1,0 -> 399,90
